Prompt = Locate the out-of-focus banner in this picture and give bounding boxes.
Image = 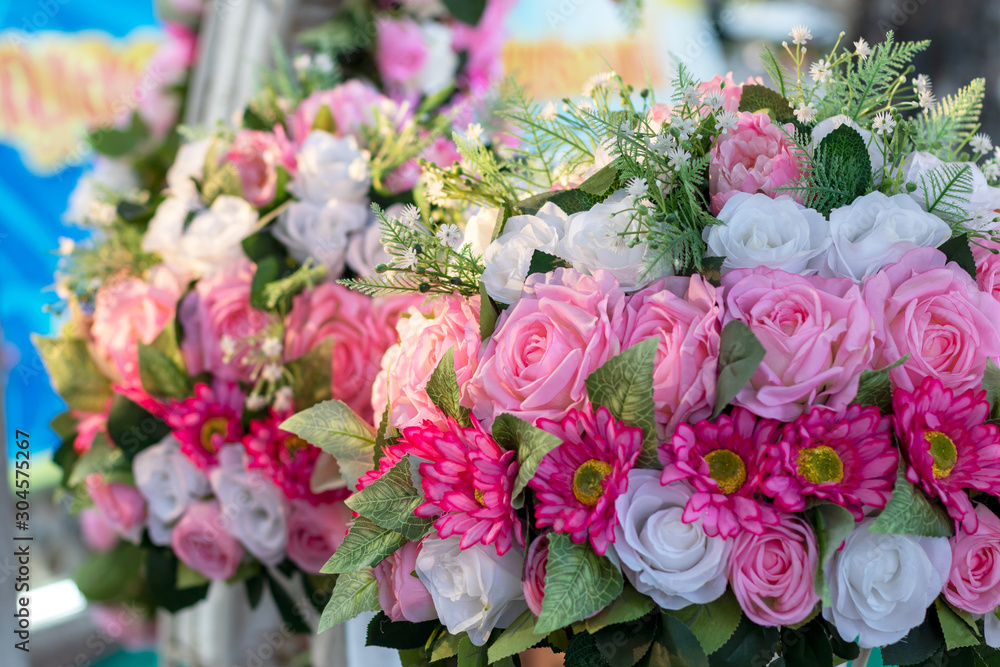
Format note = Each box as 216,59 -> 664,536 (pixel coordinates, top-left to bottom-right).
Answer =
0,29 -> 159,172
503,0 -> 726,99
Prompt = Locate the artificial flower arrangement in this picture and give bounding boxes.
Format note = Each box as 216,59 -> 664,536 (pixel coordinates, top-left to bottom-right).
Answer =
286,28 -> 1000,667
39,0 -> 515,629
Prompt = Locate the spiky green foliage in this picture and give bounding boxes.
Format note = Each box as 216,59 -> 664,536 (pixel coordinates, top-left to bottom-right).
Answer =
912,78 -> 986,160
914,163 -> 974,229
59,219 -> 161,304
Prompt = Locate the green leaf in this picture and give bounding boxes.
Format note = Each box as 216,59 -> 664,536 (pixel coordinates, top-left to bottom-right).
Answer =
250,256 -> 285,310
146,549 -> 211,613
479,281 -> 498,341
577,163 -> 619,197
527,249 -> 572,277
712,321 -> 766,418
202,162 -> 243,204
366,612 -> 441,650
881,611 -> 943,667
517,189 -> 595,216
260,262 -> 328,312
492,413 -> 563,502
852,355 -> 909,412
536,532 -> 623,634
73,542 -> 143,601
33,336 -> 113,413
487,609 -> 548,663
656,612 -> 710,667
869,465 -> 954,537
940,234 -> 977,280
425,348 -> 472,426
564,632 -> 606,667
585,584 -> 656,633
138,341 -> 192,399
312,104 -> 337,133
671,590 -> 743,656
245,575 -> 265,609
68,432 -> 129,486
781,620 -> 832,667
805,125 -> 874,217
346,455 -> 432,540
807,504 -> 856,607
737,84 -> 794,121
935,598 -> 980,651
321,516 -> 408,575
430,631 -> 463,662
89,113 -> 148,157
984,359 -> 1000,419
266,571 -> 311,634
585,337 -> 659,466
708,616 -> 779,667
319,570 -> 379,632
592,612 -> 659,667
441,0 -> 487,25
456,635 -> 488,667
285,338 -> 333,410
176,562 -> 211,590
280,400 -> 377,491
105,394 -> 171,462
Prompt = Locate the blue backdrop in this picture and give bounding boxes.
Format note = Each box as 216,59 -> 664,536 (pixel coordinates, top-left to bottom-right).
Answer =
0,0 -> 159,455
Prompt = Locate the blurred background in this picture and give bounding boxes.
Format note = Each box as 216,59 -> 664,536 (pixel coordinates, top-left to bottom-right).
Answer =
0,0 -> 996,664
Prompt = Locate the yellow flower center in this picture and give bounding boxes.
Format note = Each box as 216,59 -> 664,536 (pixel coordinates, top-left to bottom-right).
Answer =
474,488 -> 485,505
704,449 -> 747,495
572,459 -> 613,506
925,431 -> 958,479
200,417 -> 229,453
796,445 -> 845,485
284,435 -> 309,455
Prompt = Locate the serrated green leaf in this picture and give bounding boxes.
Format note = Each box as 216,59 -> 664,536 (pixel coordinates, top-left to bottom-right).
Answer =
266,571 -> 311,634
34,336 -> 113,413
457,635 -> 488,667
983,359 -> 1000,419
869,465 -> 954,537
319,569 -> 379,632
281,400 -> 376,491
536,533 -> 623,634
321,516 -> 408,575
852,356 -> 909,412
737,84 -> 794,120
712,321 -> 766,418
430,630 -> 463,662
585,584 -> 656,633
138,341 -> 192,399
493,413 -> 563,503
935,598 -> 980,651
526,249 -> 572,277
425,348 -> 472,427
880,613 -> 943,667
670,589 -> 742,656
517,189 -> 594,216
487,609 -> 548,663
657,612 -> 710,667
577,163 -> 619,196
806,125 -> 874,216
346,455 -> 432,540
285,338 -> 333,410
808,504 -> 856,607
478,282 -> 498,341
585,337 -> 658,467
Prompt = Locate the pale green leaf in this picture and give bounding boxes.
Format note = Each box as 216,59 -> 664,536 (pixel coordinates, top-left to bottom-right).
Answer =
712,321 -> 765,418
584,584 -> 655,633
808,503 -> 857,606
319,569 -> 379,632
487,609 -> 548,663
321,516 -> 408,575
669,590 -> 743,656
935,598 -> 980,651
536,533 -> 623,635
138,340 -> 192,399
34,335 -> 113,413
425,348 -> 471,426
492,413 -> 563,504
869,465 -> 954,538
345,455 -> 432,541
280,400 -> 376,490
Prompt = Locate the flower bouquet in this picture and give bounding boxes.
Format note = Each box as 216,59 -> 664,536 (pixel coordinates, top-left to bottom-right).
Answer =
39,0 -> 514,633
287,29 -> 1000,667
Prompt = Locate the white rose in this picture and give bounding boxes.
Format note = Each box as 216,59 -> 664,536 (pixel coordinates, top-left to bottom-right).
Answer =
413,23 -> 458,97
561,190 -> 662,291
902,151 -> 1000,231
415,535 -> 527,646
613,471 -> 731,609
292,130 -> 371,204
986,610 -> 1000,649
812,115 -> 886,183
822,519 -> 951,649
482,202 -> 568,304
133,435 -> 210,528
167,137 -> 213,205
143,194 -> 258,279
346,206 -> 398,276
273,199 -> 368,275
64,157 -> 139,225
705,192 -> 831,275
209,445 -> 288,566
464,206 -> 499,257
822,191 -> 952,281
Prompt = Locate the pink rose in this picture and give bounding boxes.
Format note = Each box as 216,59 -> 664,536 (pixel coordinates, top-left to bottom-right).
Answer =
375,17 -> 427,87
284,283 -> 383,420
286,498 -> 352,573
523,533 -> 549,616
370,293 -> 427,350
179,259 -> 273,384
944,504 -> 1000,614
623,275 -> 722,439
373,295 -> 482,430
973,237 -> 1000,303
863,246 -> 1000,394
85,474 -> 146,544
80,507 -> 119,552
698,72 -> 763,113
647,103 -> 672,127
226,130 -> 294,208
422,136 -> 462,168
470,268 -> 626,426
291,81 -> 386,145
727,515 -> 820,626
172,500 -> 244,579
372,541 -> 436,623
722,267 -> 875,421
709,111 -> 802,215
91,265 -> 181,391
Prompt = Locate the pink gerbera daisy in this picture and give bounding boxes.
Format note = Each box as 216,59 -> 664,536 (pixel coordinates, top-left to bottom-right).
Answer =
400,415 -> 522,555
166,381 -> 244,470
893,377 -> 1000,533
762,405 -> 898,520
529,406 -> 642,555
659,407 -> 780,539
243,411 -> 348,505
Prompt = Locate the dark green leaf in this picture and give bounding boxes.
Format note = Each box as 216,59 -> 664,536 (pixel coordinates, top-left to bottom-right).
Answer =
527,249 -> 572,278
146,549 -> 211,613
250,256 -> 286,310
852,356 -> 909,412
737,84 -> 794,121
89,114 -> 148,157
479,282 -> 498,341
73,542 -> 143,601
366,611 -> 441,650
537,533 -> 623,634
106,394 -> 171,462
456,634 -> 488,667
585,584 -> 656,633
285,338 -> 333,410
346,455 -> 432,540
820,618 -> 859,662
807,504 -> 856,606
585,337 -> 659,467
881,611 -> 943,666
577,163 -> 619,197
138,341 -> 192,399
564,632 -> 607,667
983,359 -> 1000,419
708,616 -> 778,667
266,571 -> 311,634
321,516 -> 408,575
869,465 -> 954,537
671,590 -> 743,656
441,0 -> 487,25
68,431 -> 129,486
781,620 -> 832,667
939,235 -> 977,280
245,575 -> 265,609
806,125 -> 874,216
425,348 -> 472,426
657,612 -> 710,667
712,321 -> 766,418
492,413 -> 563,503
517,189 -> 595,216
592,612 -> 659,667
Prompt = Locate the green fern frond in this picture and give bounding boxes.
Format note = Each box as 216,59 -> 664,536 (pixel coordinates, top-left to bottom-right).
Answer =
912,78 -> 985,159
916,163 -> 973,227
760,46 -> 790,98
